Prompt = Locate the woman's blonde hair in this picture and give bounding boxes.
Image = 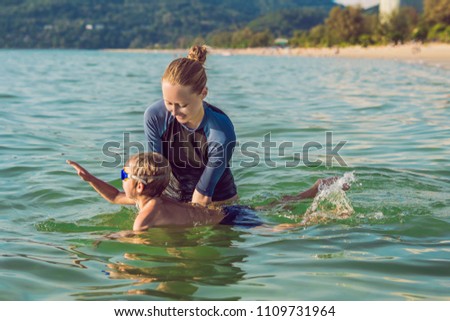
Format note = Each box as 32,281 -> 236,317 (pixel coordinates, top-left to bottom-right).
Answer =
162,45 -> 208,94
128,152 -> 171,198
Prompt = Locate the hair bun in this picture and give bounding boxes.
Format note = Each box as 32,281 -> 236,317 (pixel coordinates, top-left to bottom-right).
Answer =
187,45 -> 208,65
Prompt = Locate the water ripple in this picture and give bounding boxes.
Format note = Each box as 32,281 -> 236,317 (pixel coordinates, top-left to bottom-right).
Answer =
0,50 -> 449,300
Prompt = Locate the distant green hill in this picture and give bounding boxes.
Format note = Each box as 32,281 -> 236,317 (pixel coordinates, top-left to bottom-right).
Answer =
247,7 -> 332,37
0,0 -> 337,48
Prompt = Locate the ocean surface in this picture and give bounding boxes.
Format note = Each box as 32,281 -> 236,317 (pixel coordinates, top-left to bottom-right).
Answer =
0,50 -> 449,300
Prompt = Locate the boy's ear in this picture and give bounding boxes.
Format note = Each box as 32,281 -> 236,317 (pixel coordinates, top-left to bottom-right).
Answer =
136,182 -> 145,194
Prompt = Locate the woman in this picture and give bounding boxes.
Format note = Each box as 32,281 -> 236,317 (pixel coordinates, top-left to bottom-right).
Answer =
144,45 -> 237,207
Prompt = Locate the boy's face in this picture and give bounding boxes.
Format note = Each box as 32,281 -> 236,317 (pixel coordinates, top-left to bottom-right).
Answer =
122,166 -> 135,199
122,159 -> 145,199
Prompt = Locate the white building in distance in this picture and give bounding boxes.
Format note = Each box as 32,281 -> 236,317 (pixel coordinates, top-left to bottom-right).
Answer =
379,0 -> 422,23
379,0 -> 401,17
379,0 -> 401,23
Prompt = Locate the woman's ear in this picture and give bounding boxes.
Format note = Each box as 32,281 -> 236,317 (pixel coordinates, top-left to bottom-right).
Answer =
201,86 -> 208,99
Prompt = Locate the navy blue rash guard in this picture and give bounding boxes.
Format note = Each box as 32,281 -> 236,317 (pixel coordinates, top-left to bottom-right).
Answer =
144,99 -> 237,202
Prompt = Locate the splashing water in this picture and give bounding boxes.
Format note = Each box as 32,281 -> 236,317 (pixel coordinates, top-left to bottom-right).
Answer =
301,172 -> 356,225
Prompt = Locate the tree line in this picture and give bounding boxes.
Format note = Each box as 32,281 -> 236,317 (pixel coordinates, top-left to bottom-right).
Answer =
288,0 -> 449,47
210,0 -> 449,48
0,0 -> 448,49
0,0 -> 334,49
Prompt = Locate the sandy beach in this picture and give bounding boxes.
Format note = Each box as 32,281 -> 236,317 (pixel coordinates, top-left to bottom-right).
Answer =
106,43 -> 450,69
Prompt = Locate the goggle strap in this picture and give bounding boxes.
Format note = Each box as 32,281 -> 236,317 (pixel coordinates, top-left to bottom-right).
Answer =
121,169 -> 166,184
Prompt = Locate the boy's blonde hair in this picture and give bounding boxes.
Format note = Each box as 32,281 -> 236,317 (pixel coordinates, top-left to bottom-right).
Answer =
128,152 -> 171,197
162,45 -> 208,95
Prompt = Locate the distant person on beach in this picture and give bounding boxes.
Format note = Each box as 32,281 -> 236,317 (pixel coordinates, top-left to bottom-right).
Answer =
144,45 -> 237,207
67,152 -> 345,231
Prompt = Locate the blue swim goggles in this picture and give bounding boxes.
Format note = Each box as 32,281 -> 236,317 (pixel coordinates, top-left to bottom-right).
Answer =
121,168 -> 148,185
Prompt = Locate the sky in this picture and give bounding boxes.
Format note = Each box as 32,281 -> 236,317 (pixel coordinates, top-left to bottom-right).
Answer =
334,0 -> 380,8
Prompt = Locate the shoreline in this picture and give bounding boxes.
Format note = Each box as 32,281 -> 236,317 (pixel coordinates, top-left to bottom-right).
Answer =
105,43 -> 450,69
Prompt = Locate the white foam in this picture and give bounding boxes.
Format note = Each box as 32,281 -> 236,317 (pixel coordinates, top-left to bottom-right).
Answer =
301,172 -> 356,225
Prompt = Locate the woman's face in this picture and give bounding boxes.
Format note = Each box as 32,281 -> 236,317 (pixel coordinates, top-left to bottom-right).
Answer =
162,81 -> 206,129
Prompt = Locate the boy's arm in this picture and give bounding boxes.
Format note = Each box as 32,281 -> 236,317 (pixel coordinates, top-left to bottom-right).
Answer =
280,180 -> 321,202
255,177 -> 350,210
67,160 -> 135,205
281,176 -> 350,202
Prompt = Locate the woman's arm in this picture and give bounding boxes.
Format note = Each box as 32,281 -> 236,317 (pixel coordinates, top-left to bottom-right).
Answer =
67,160 -> 135,205
194,138 -> 237,206
192,189 -> 238,207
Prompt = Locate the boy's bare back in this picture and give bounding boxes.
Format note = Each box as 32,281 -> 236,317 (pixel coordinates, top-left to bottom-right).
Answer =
133,195 -> 225,231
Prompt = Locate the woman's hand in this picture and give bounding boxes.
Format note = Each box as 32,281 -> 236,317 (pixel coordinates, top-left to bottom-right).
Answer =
66,160 -> 93,182
192,189 -> 212,207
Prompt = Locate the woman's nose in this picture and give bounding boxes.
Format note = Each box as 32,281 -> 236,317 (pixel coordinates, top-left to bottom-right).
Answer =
172,105 -> 181,116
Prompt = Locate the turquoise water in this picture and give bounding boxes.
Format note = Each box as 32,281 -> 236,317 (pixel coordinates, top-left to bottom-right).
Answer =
0,50 -> 449,300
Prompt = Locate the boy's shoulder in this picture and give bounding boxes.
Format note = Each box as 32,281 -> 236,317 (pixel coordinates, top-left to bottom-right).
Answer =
133,199 -> 159,231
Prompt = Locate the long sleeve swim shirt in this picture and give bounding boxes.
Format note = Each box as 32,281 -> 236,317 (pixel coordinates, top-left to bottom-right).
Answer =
144,99 -> 237,202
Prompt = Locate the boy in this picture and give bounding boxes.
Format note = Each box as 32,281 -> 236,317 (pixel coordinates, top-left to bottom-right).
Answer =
67,152 -> 225,231
67,152 -> 348,231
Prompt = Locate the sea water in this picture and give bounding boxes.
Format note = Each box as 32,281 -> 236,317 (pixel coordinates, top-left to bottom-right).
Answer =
0,50 -> 449,300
